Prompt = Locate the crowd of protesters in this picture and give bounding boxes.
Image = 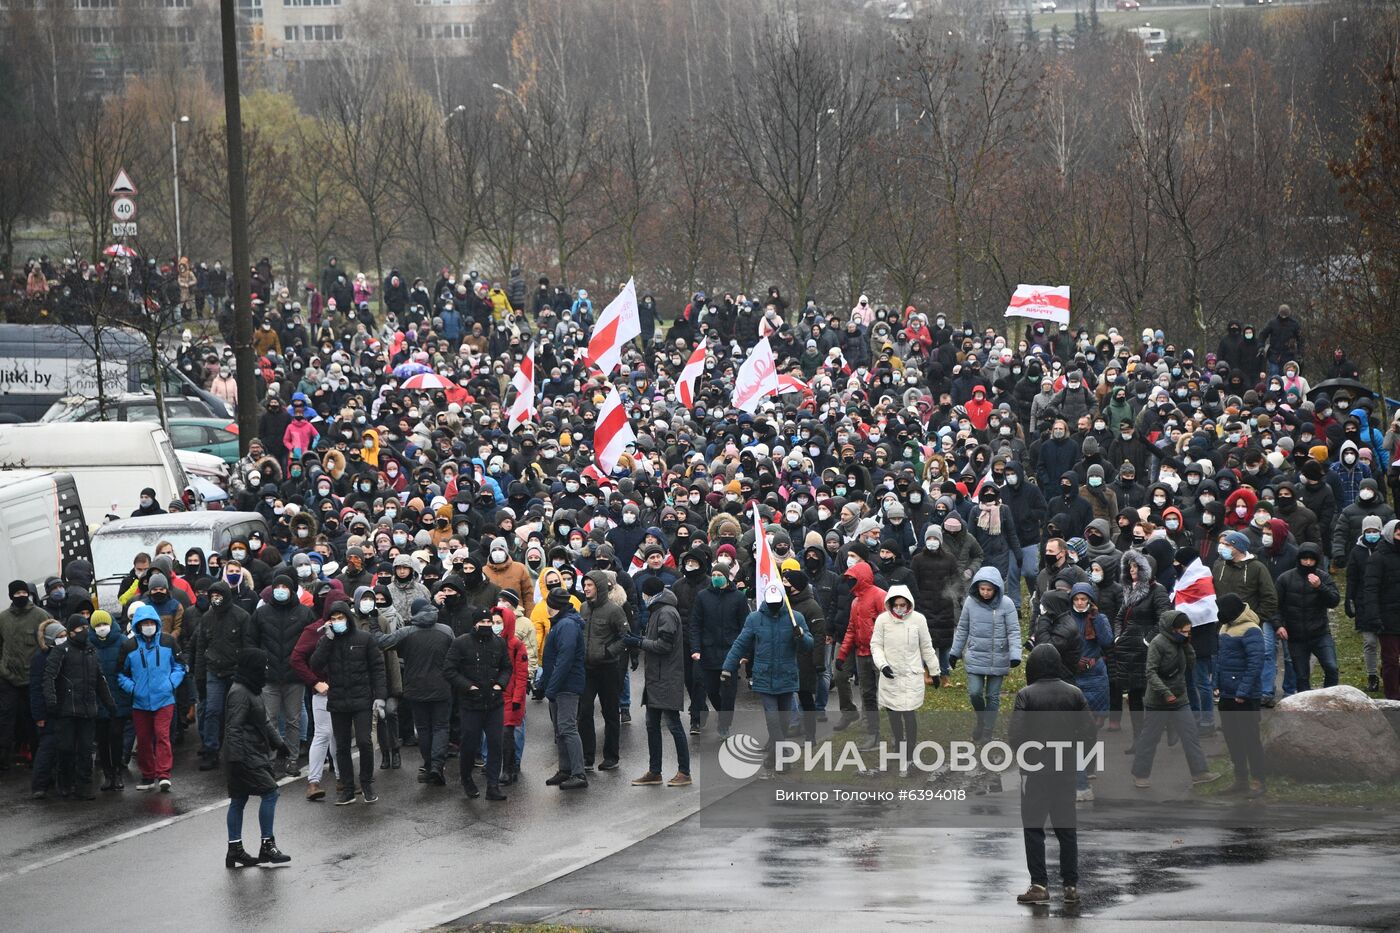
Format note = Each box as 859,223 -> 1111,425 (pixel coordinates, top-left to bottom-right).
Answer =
1,256 -> 1391,896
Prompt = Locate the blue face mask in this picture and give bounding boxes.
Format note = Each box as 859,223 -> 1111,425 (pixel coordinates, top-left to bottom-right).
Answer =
1218,545 -> 1234,562
1365,532 -> 1382,545
331,620 -> 348,634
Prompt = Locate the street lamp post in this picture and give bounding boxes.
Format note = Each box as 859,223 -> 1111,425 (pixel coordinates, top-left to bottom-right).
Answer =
1332,16 -> 1347,43
171,114 -> 190,259
816,107 -> 837,195
442,103 -> 466,127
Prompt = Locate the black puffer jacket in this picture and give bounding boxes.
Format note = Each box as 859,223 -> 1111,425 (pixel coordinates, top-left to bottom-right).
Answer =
310,624 -> 387,713
376,605 -> 455,703
1108,550 -> 1172,691
1030,590 -> 1083,683
909,546 -> 960,650
192,581 -> 251,682
1363,534 -> 1400,635
787,585 -> 827,694
689,582 -> 749,670
443,629 -> 512,710
223,680 -> 283,797
44,638 -> 115,718
253,595 -> 316,684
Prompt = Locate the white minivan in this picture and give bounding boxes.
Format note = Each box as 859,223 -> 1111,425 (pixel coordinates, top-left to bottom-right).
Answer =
0,470 -> 93,588
0,422 -> 198,523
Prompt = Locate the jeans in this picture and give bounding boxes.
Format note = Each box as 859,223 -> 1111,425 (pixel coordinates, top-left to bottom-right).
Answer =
308,693 -> 336,783
815,642 -> 836,712
1261,622 -> 1297,699
621,659 -> 632,709
760,692 -> 795,769
1131,707 -> 1209,778
1189,656 -> 1216,728
646,707 -> 690,776
411,698 -> 451,773
227,787 -> 278,843
701,668 -> 739,734
1362,631 -> 1380,677
966,672 -> 1005,739
1009,544 -> 1039,603
132,706 -> 174,780
330,709 -> 374,792
1218,696 -> 1265,783
54,717 -> 96,792
261,683 -> 305,755
460,705 -> 504,788
549,692 -> 585,777
580,664 -> 622,764
201,674 -> 231,752
1289,632 -> 1340,691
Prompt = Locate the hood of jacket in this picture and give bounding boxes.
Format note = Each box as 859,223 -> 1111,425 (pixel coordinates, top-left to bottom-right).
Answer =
1041,589 -> 1073,617
1025,643 -> 1063,684
844,560 -> 875,594
1158,608 -> 1188,638
131,604 -> 161,634
585,569 -> 614,606
884,583 -> 916,612
970,565 -> 1004,602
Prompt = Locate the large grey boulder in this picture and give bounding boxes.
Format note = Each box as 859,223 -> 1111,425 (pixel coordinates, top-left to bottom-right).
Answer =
1261,686 -> 1400,783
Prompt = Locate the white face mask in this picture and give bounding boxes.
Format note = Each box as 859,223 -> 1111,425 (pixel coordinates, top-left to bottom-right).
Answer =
54,636 -> 67,647
926,539 -> 940,552
359,599 -> 375,614
140,624 -> 158,638
94,625 -> 111,638
846,554 -> 859,569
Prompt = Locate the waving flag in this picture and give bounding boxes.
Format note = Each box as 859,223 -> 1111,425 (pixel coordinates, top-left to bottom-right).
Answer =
1004,284 -> 1070,326
594,385 -> 636,475
752,502 -> 784,605
586,277 -> 641,375
677,342 -> 707,409
776,373 -> 811,396
1172,558 -> 1218,628
506,344 -> 536,432
732,337 -> 779,414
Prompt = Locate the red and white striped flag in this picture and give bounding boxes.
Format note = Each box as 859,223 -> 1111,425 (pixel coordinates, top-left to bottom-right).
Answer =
677,343 -> 706,409
1171,557 -> 1218,627
752,502 -> 784,605
586,278 -> 641,375
629,548 -> 677,576
506,344 -> 536,432
1004,284 -> 1070,326
594,385 -> 636,475
776,373 -> 812,396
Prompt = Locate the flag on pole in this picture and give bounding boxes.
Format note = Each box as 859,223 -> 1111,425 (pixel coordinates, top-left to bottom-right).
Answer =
1171,558 -> 1218,627
1004,284 -> 1071,326
776,373 -> 812,396
752,502 -> 784,606
676,343 -> 707,409
586,277 -> 641,375
594,385 -> 636,475
506,343 -> 536,432
732,336 -> 779,414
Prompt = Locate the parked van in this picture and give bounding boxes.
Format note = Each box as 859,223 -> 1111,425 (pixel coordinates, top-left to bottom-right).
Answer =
0,470 -> 93,588
0,422 -> 196,522
88,511 -> 268,609
0,323 -> 231,422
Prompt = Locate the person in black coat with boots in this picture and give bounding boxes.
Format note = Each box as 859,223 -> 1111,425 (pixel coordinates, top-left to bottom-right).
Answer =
311,602 -> 388,805
444,608 -> 513,800
223,647 -> 291,869
44,614 -> 117,799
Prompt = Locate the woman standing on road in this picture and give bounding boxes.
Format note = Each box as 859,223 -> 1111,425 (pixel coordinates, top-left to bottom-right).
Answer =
224,648 -> 291,869
870,584 -> 940,776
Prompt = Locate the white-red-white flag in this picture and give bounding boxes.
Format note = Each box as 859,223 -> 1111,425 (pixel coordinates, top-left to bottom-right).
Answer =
776,373 -> 812,396
1172,558 -> 1218,627
1004,284 -> 1071,326
677,343 -> 707,409
506,344 -> 536,432
752,503 -> 784,605
594,385 -> 636,475
732,336 -> 779,414
586,277 -> 641,375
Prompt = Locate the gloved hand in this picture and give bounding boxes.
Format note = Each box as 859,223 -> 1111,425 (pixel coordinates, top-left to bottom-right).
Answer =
276,742 -> 292,759
791,626 -> 805,644
373,698 -> 386,720
720,670 -> 732,682
512,702 -> 522,712
1010,658 -> 1021,668
947,656 -> 959,670
881,665 -> 895,679
630,653 -> 640,671
621,632 -> 643,649
323,624 -> 336,640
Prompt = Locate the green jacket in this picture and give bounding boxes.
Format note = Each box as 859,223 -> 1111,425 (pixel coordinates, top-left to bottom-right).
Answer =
1145,610 -> 1194,710
0,603 -> 50,687
1211,557 -> 1278,623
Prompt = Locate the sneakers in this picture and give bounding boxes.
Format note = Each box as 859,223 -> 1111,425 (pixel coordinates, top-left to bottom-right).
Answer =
463,781 -> 480,799
1133,777 -> 1151,789
1191,771 -> 1221,786
198,751 -> 219,771
560,775 -> 588,790
1220,779 -> 1249,796
282,761 -> 301,778
1063,885 -> 1080,904
1368,674 -> 1382,693
689,723 -> 702,736
361,784 -> 378,804
1016,884 -> 1049,904
136,779 -> 156,792
632,771 -> 664,786
546,770 -> 569,786
428,769 -> 447,786
598,758 -> 620,771
1075,787 -> 1095,803
306,782 -> 325,801
335,788 -> 357,805
620,709 -> 632,724
416,770 -> 432,784
668,773 -> 693,787
158,778 -> 172,793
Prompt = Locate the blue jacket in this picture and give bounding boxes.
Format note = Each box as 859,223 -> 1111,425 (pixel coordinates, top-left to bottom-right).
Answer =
1352,408 -> 1390,470
950,566 -> 1023,675
118,606 -> 186,711
440,307 -> 462,342
722,602 -> 813,695
541,610 -> 586,699
1217,606 -> 1266,699
90,628 -> 133,718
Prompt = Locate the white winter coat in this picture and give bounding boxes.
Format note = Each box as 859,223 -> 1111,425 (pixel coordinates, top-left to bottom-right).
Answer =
870,584 -> 942,711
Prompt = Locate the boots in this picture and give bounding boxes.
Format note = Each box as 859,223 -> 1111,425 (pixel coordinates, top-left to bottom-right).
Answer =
226,841 -> 261,869
380,748 -> 392,770
1369,674 -> 1382,693
258,837 -> 291,866
390,749 -> 401,769
100,771 -> 116,792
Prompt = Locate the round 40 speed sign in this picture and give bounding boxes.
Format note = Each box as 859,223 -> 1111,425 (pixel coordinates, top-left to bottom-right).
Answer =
111,197 -> 137,222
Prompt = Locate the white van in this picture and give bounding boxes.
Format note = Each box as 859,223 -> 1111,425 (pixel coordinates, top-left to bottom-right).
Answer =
0,470 -> 93,588
0,422 -> 195,523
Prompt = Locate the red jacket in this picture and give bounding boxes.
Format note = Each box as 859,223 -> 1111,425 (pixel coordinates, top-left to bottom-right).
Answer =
1224,487 -> 1258,530
499,607 -> 529,728
965,391 -> 993,431
838,562 -> 886,661
290,619 -> 326,686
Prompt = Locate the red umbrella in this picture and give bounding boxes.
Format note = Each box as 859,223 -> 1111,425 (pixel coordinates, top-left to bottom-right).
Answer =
103,244 -> 139,258
400,372 -> 452,390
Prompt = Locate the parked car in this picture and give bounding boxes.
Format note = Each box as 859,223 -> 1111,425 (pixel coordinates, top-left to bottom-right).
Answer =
89,511 -> 268,611
1039,0 -> 1057,10
1115,0 -> 1140,10
40,392 -> 216,424
168,417 -> 240,465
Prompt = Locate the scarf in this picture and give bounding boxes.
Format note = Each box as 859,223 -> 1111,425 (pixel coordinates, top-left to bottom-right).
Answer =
977,502 -> 1002,535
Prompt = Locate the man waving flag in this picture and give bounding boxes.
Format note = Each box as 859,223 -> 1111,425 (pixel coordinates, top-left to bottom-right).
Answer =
506,343 -> 536,432
594,384 -> 636,475
586,277 -> 641,375
677,342 -> 707,409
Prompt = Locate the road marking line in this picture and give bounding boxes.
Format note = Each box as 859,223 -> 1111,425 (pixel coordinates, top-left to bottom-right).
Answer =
0,774 -> 300,883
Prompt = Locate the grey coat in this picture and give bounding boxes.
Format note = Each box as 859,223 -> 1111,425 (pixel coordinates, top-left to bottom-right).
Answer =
950,566 -> 1023,675
638,590 -> 686,711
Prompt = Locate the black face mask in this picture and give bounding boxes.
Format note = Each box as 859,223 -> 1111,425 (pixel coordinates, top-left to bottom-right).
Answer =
10,595 -> 29,609
474,624 -> 493,641
463,567 -> 483,587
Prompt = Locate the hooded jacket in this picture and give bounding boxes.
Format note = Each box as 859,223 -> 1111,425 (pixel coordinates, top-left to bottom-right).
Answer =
191,580 -> 251,683
1145,610 -> 1194,710
541,608 -> 586,698
118,605 -> 186,711
837,562 -> 886,662
637,589 -> 686,711
1274,543 -> 1340,640
950,566 -> 1021,675
1332,477 -> 1394,565
223,650 -> 286,796
1030,589 -> 1083,683
1216,603 -> 1265,700
44,631 -> 115,719
252,581 -> 316,684
499,607 -> 530,727
722,599 -> 813,695
581,570 -> 628,668
689,577 -> 749,670
1009,644 -> 1095,783
870,584 -> 940,711
1109,550 -> 1171,691
0,596 -> 47,688
1362,524 -> 1400,635
372,601 -> 455,703
443,619 -> 512,711
309,611 -> 387,713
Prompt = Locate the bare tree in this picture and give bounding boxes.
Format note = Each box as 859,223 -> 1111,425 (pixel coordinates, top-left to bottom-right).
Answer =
45,101 -> 137,263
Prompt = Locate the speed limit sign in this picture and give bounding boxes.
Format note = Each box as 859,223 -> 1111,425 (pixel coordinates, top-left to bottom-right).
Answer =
111,197 -> 137,222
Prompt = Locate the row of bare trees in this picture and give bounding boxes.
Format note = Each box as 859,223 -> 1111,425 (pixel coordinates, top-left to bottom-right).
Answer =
1,0 -> 1397,380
